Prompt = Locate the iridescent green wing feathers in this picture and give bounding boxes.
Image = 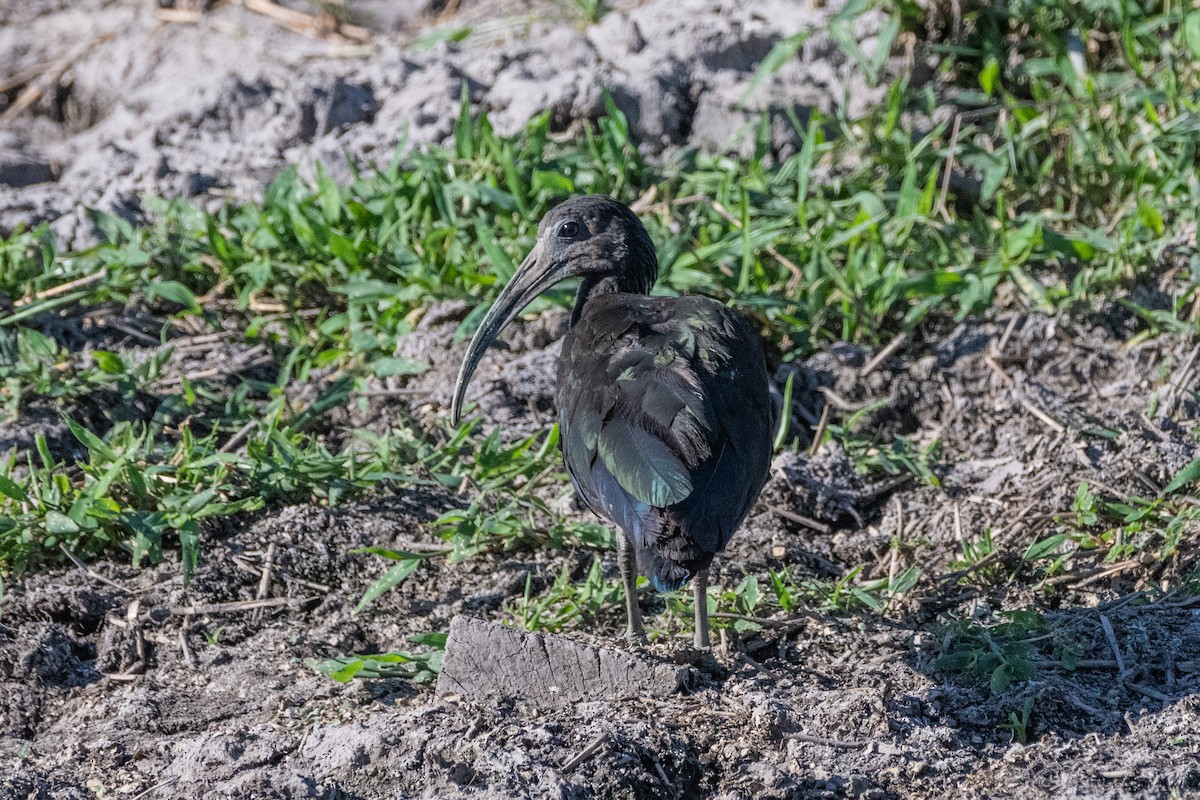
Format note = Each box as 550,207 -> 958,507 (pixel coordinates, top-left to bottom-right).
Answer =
596,416 -> 693,507
558,295 -> 767,522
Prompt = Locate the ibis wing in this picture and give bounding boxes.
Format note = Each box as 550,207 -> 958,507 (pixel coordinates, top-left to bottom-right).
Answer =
557,295 -> 772,556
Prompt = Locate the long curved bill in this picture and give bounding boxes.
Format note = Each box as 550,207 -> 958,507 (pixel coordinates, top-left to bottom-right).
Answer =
450,240 -> 561,424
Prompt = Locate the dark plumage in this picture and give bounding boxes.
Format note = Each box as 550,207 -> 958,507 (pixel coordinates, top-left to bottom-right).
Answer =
451,195 -> 773,648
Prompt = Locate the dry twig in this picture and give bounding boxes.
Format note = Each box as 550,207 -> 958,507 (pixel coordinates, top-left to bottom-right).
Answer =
808,397 -> 831,456
562,732 -> 609,773
2,34 -> 117,122
179,614 -> 197,670
786,732 -> 869,749
59,544 -> 135,594
15,269 -> 109,307
768,504 -> 832,534
860,332 -> 906,378
1017,397 -> 1066,434
1098,612 -> 1125,675
170,596 -> 309,615
238,0 -> 371,43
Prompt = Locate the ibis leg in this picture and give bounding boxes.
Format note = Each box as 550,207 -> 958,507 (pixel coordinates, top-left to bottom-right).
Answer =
693,569 -> 710,650
618,535 -> 646,644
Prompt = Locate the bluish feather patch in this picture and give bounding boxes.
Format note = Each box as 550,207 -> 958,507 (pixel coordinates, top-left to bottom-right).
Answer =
651,570 -> 690,593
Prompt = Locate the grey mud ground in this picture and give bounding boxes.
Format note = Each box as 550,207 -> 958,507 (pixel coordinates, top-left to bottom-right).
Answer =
2,1 -> 1199,798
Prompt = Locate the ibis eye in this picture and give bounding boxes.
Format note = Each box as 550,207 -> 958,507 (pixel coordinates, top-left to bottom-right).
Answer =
556,220 -> 581,239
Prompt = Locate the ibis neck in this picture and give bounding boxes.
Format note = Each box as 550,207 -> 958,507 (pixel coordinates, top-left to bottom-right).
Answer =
569,274 -> 650,327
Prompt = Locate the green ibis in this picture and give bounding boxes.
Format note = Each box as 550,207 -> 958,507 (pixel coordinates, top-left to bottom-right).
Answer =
450,196 -> 773,648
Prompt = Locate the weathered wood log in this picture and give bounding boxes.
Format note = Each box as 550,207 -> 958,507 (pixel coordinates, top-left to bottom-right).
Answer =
436,616 -> 690,705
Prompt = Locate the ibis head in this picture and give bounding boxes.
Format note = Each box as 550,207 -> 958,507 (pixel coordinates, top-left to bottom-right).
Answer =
450,196 -> 657,424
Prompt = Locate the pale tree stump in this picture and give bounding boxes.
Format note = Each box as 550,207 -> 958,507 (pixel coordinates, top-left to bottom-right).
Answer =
436,616 -> 690,705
